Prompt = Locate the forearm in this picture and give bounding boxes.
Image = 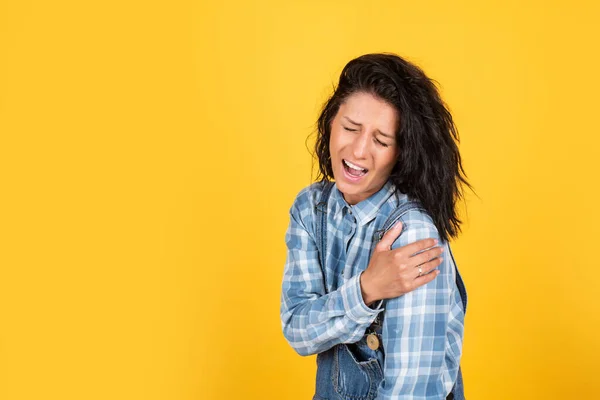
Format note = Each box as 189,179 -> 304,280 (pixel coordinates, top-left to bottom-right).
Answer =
281,272 -> 383,356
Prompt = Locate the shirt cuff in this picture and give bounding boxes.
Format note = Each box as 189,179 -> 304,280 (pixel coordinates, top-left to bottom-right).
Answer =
340,272 -> 384,324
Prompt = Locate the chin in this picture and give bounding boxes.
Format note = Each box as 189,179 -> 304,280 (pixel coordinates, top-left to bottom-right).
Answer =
334,180 -> 368,204
335,180 -> 362,193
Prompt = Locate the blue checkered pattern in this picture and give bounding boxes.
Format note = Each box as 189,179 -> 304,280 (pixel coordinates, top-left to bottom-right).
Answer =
280,180 -> 466,399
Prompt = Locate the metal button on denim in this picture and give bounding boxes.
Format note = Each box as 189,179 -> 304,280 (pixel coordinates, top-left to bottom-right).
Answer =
366,334 -> 379,350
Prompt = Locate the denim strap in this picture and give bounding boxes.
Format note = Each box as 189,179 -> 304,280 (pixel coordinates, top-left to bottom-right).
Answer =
314,181 -> 335,294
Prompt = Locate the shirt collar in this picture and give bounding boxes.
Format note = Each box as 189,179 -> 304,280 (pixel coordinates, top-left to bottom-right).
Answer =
332,180 -> 396,226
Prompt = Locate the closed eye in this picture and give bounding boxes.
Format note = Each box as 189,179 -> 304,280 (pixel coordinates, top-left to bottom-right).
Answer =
343,126 -> 358,132
375,138 -> 390,147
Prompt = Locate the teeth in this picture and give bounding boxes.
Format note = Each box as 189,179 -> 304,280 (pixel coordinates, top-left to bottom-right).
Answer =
344,159 -> 366,172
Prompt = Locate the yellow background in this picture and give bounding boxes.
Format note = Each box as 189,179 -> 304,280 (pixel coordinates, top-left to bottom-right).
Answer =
1,1 -> 599,399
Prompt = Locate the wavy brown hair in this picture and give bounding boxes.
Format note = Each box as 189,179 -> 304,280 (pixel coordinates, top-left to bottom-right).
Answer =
313,53 -> 472,241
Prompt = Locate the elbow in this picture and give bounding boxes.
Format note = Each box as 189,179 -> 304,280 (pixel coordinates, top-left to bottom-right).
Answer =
292,345 -> 314,357
281,324 -> 317,357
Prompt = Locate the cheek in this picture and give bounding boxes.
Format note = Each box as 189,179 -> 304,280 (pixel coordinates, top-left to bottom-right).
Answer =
378,150 -> 398,172
329,129 -> 345,154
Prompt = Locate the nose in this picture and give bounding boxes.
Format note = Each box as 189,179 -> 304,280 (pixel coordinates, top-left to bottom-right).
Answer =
351,132 -> 369,160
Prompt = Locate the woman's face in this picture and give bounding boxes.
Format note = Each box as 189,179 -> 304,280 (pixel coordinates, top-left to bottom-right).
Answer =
329,92 -> 400,205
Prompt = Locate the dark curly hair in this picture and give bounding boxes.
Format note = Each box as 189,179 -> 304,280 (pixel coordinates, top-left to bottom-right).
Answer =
313,53 -> 471,242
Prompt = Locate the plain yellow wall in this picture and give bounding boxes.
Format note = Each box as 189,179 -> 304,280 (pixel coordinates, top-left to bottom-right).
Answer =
1,1 -> 599,399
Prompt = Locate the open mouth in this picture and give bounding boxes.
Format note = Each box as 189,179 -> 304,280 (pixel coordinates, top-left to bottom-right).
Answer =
342,159 -> 368,177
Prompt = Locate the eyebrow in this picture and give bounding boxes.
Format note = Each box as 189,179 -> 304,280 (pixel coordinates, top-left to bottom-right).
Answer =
343,116 -> 394,139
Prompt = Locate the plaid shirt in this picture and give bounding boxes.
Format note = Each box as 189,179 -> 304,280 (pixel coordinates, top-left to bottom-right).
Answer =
280,180 -> 466,399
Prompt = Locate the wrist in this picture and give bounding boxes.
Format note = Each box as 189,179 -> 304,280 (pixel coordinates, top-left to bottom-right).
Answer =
360,271 -> 377,307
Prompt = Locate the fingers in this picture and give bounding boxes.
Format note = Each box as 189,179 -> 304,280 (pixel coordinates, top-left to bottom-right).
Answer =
374,221 -> 403,252
414,257 -> 443,278
409,246 -> 444,268
392,237 -> 438,257
413,268 -> 440,288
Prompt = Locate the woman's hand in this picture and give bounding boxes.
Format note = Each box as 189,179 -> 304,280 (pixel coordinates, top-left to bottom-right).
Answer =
360,222 -> 443,306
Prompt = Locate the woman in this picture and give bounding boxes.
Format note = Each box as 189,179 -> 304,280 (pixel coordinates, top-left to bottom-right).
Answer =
281,53 -> 470,400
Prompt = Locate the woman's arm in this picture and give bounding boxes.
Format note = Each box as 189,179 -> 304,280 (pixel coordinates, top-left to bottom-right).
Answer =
378,214 -> 465,399
280,196 -> 382,356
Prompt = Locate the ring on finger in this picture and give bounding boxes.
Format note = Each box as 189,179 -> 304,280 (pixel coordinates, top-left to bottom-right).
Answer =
417,265 -> 423,277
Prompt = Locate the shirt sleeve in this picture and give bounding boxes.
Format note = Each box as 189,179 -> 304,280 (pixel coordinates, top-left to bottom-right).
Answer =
280,195 -> 384,356
377,216 -> 465,399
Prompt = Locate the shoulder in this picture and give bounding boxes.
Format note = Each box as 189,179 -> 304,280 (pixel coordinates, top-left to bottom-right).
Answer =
391,206 -> 457,283
287,181 -> 332,231
400,208 -> 436,232
383,193 -> 437,236
390,196 -> 440,243
289,181 -> 330,215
